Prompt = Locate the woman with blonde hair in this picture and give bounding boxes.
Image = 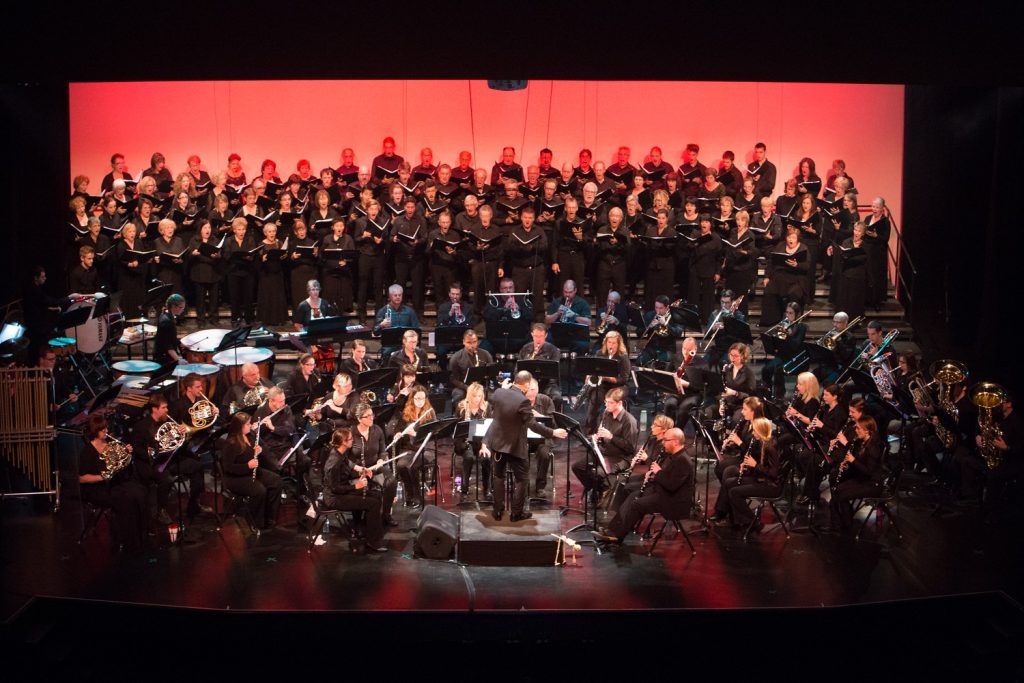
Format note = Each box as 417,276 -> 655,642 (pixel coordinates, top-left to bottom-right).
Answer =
454,382 -> 491,500
713,417 -> 781,531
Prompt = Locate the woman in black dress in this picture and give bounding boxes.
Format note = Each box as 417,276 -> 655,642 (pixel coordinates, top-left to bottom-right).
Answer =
454,382 -> 492,499
788,193 -> 822,303
220,412 -> 283,531
255,223 -> 288,325
761,228 -> 809,326
642,208 -> 677,310
153,218 -> 186,297
208,190 -> 235,237
828,191 -> 859,303
713,417 -> 781,531
287,220 -> 319,310
307,189 -> 343,241
115,222 -> 150,319
864,197 -> 891,307
187,220 -> 222,325
349,404 -> 399,526
170,190 -> 199,244
321,427 -> 389,552
222,216 -> 257,325
319,219 -> 356,315
720,210 -> 758,315
795,157 -> 823,198
831,221 -> 869,319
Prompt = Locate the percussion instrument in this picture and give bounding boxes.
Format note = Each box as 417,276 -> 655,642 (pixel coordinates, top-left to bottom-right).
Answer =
181,328 -> 231,364
172,362 -> 221,395
64,294 -> 125,355
47,337 -> 77,358
213,347 -> 273,385
112,359 -> 161,379
118,322 -> 157,345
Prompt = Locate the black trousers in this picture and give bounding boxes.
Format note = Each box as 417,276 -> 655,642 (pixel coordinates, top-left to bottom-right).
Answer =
167,455 -> 205,515
607,490 -> 679,539
324,490 -> 385,546
595,260 -> 627,310
259,449 -> 312,496
470,259 -> 501,314
456,439 -> 492,495
716,465 -> 781,526
532,442 -> 552,489
689,272 -> 717,325
193,281 -> 220,321
761,357 -> 789,399
223,469 -> 283,528
396,449 -> 425,502
511,265 -> 546,320
430,262 -> 459,307
645,263 -> 675,310
394,258 -> 425,313
554,252 -> 586,297
572,453 -> 624,493
81,480 -> 148,551
830,478 -> 882,531
356,255 -> 384,320
226,271 -> 254,322
663,393 -> 703,432
133,458 -> 173,512
492,451 -> 529,515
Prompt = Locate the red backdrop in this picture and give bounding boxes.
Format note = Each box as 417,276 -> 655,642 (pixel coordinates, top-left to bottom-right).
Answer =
70,79 -> 903,237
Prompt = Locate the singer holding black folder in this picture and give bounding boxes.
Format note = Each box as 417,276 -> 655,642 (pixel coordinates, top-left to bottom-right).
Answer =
830,221 -> 869,319
256,224 -> 288,325
287,220 -> 318,311
760,227 -> 809,326
187,221 -> 222,325
222,217 -> 258,326
687,214 -> 723,323
319,219 -> 356,316
503,206 -> 547,317
353,200 -> 388,323
641,209 -> 678,310
391,196 -> 428,314
115,222 -> 150,319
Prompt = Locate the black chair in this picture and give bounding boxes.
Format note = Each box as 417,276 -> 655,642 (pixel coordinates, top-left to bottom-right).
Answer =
643,472 -> 697,556
213,460 -> 260,537
743,459 -> 794,542
78,500 -> 112,545
305,492 -> 356,553
853,461 -> 904,542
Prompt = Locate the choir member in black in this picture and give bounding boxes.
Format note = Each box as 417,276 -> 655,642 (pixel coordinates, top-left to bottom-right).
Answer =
321,428 -> 389,551
535,178 -> 564,233
374,285 -> 420,358
388,385 -> 435,510
152,218 -> 185,296
371,136 -> 404,183
745,143 -> 777,198
253,387 -> 309,499
751,195 -> 783,250
818,176 -> 850,282
78,414 -> 148,552
825,159 -> 855,193
129,394 -> 176,525
821,416 -> 885,534
68,195 -> 90,237
450,151 -> 475,189
99,196 -> 123,234
637,296 -> 683,367
519,323 -> 563,404
641,208 -> 678,310
551,197 -> 590,295
454,382 -> 492,500
318,219 -> 355,317
141,152 -> 173,190
795,157 -> 822,198
717,343 -> 758,422
100,153 -> 132,193
525,377 -> 556,495
697,168 -> 726,215
788,193 -> 823,302
591,162 -> 618,203
208,190 -> 235,237
388,329 -> 429,371
775,178 -> 800,223
284,220 -> 315,309
419,180 -> 451,226
222,217 -> 257,325
185,154 -> 211,191
224,153 -> 245,190
490,146 -> 524,186
275,188 -> 303,236
761,227 -> 809,326
593,291 -> 630,352
396,162 -> 422,198
76,213 -> 112,280
186,221 -> 222,324
334,148 -> 359,187
385,364 -> 418,410
428,212 -> 463,307
503,206 -> 547,317
285,354 -> 325,411
494,180 -> 530,226
830,221 -> 869,319
799,384 -> 851,504
573,386 -> 638,501
115,223 -> 150,319
353,200 -> 389,322
827,191 -> 859,302
608,146 -> 636,204
578,182 -> 609,228
68,246 -> 100,295
220,412 -> 282,530
390,197 -> 427,313
639,146 -> 673,190
307,188 -> 343,239
382,182 -> 407,221
467,205 -> 504,315
864,197 -> 892,307
675,144 -> 704,196
338,339 -> 377,379
582,331 -> 632,432
254,223 -> 288,325
711,195 -> 737,237
593,207 -> 630,307
544,279 -> 592,355
597,427 -> 692,543
535,148 -> 557,180
110,179 -> 134,219
763,301 -> 808,397
713,418 -> 780,530
520,165 -> 544,203
222,363 -> 273,416
629,173 -> 653,212
663,337 -> 709,428
152,294 -> 185,367
719,211 -> 757,315
481,371 -> 566,521
571,149 -> 594,185
711,397 -> 766,485
687,213 -> 724,323
448,329 -> 494,406
170,190 -> 199,242
455,192 -> 481,230
556,162 -> 578,200
305,372 -> 358,432
467,168 -> 495,208
733,178 -> 760,214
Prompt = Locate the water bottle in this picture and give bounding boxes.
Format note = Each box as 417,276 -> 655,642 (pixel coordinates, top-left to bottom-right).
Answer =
640,409 -> 648,433
454,475 -> 463,493
396,480 -> 405,505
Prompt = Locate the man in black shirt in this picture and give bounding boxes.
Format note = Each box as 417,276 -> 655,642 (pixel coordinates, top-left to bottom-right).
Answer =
153,294 -> 186,367
130,394 -> 176,525
518,323 -> 562,405
254,387 -> 310,498
68,246 -> 101,294
746,142 -> 778,199
448,329 -> 494,406
168,373 -> 215,518
572,387 -> 638,501
391,196 -> 427,314
371,136 -> 404,183
490,146 -> 524,186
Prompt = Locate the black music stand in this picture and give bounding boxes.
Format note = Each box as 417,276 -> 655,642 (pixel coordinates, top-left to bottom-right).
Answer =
552,410 -> 605,553
143,282 -> 173,322
515,359 -> 559,389
669,301 -> 701,332
626,304 -> 647,336
464,363 -> 500,392
432,325 -> 468,348
378,326 -> 419,359
690,412 -> 723,530
484,318 -> 531,356
305,314 -> 351,338
550,321 -> 589,350
409,417 -> 458,506
632,367 -> 678,413
572,356 -> 621,403
719,316 -> 753,345
356,366 -> 398,393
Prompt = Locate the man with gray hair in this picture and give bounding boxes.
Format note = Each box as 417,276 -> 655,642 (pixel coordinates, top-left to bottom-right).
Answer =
813,311 -> 858,385
375,284 -> 420,359
253,385 -> 310,500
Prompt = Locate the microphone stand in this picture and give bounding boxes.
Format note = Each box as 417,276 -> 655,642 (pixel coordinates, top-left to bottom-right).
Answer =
690,412 -> 722,533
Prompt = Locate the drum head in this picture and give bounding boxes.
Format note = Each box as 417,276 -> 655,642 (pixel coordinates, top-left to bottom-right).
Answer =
182,328 -> 231,353
212,347 -> 274,366
173,363 -> 220,377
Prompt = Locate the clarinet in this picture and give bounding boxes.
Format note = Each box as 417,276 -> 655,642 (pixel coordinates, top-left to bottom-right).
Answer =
819,416 -> 854,468
736,432 -> 757,485
830,437 -> 859,494
638,449 -> 669,497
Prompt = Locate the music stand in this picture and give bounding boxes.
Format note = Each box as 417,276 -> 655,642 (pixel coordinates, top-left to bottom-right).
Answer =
378,326 -> 419,357
356,366 -> 398,393
214,324 -> 254,374
485,318 -> 531,356
572,356 -> 619,386
143,283 -> 173,318
372,403 -> 397,429
464,363 -> 499,389
626,304 -> 646,334
720,316 -> 753,345
432,325 -> 469,348
515,359 -> 559,388
408,417 -> 458,506
632,367 -> 678,413
690,412 -> 723,530
669,301 -> 701,332
552,410 -> 604,552
550,321 -> 589,351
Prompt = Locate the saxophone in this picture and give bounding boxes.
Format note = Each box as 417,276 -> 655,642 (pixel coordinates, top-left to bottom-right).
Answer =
972,382 -> 1007,469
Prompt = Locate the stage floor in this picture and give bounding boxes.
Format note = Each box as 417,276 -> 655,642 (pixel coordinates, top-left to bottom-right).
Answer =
3,443 -> 1023,619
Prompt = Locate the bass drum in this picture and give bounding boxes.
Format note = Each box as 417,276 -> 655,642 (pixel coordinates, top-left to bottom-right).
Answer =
70,310 -> 124,355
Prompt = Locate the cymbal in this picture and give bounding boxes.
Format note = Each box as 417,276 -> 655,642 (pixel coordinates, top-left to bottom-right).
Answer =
128,317 -> 150,324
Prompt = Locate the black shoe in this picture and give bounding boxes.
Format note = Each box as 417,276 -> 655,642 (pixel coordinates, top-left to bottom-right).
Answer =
510,511 -> 533,522
405,498 -> 422,510
709,512 -> 728,522
364,543 -> 388,553
383,516 -> 399,527
491,508 -> 503,521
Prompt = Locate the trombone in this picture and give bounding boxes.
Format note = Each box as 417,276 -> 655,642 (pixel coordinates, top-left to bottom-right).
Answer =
764,310 -> 812,340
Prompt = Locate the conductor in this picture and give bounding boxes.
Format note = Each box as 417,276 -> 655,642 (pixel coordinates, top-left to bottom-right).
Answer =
481,371 -> 568,522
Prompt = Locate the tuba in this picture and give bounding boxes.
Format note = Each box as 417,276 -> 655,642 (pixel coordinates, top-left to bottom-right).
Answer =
972,382 -> 1006,469
100,435 -> 132,479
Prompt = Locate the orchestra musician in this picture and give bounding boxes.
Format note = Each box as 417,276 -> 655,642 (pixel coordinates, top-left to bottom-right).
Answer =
813,312 -> 858,386
663,337 -> 708,427
285,353 -> 325,411
222,362 -> 274,416
220,412 -> 283,531
387,384 -> 435,510
375,284 -> 421,359
525,377 -> 556,496
305,372 -> 359,431
545,279 -> 592,355
615,414 -> 675,501
68,245 -> 101,295
386,364 -> 419,410
448,329 -> 493,406
712,396 -> 765,485
152,293 -> 186,369
321,428 -> 389,552
480,371 -> 567,521
819,416 -> 885,534
519,322 -> 562,405
798,383 -> 850,505
636,295 -> 683,367
715,342 -> 757,424
167,373 -> 218,515
595,427 -> 692,545
572,387 -> 638,508
388,329 -> 429,370
454,382 -> 492,501
78,414 -> 148,552
762,301 -> 808,399
703,289 -> 746,369
338,339 -> 378,378
129,394 -> 178,526
253,387 -> 310,500
581,330 -> 632,431
777,371 -> 822,467
435,283 -> 473,368
713,417 -> 780,531
592,291 -> 630,351
349,404 -> 399,527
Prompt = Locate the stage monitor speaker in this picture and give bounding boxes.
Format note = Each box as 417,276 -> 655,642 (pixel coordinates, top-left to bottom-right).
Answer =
414,505 -> 459,560
487,80 -> 528,91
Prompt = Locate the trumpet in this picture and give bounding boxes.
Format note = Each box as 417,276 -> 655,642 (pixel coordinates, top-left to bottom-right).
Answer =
507,296 -> 521,320
451,301 -> 466,325
558,296 -> 572,323
596,302 -> 615,334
